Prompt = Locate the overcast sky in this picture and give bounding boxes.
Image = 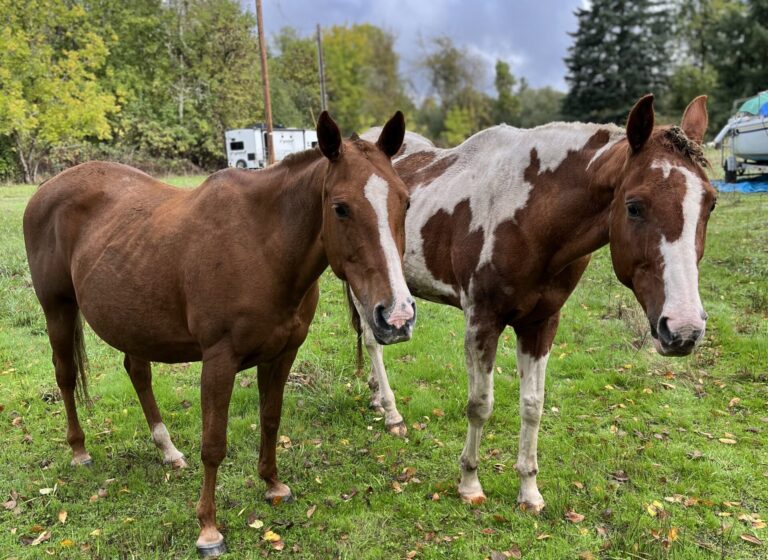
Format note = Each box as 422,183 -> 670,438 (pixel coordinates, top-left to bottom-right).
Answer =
243,0 -> 588,96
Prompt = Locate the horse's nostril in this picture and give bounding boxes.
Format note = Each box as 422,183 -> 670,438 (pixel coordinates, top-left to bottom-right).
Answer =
374,304 -> 388,328
657,316 -> 678,345
701,310 -> 709,321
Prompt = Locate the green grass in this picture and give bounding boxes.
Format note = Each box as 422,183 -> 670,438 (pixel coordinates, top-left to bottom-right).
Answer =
1,176 -> 766,559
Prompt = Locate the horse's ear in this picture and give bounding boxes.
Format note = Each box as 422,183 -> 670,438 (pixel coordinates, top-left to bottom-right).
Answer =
317,111 -> 343,161
376,111 -> 405,158
626,94 -> 655,153
681,95 -> 708,145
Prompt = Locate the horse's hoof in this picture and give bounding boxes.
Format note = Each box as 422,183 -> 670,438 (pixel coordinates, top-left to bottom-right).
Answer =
265,492 -> 294,506
166,456 -> 188,469
459,492 -> 487,505
385,421 -> 408,437
71,456 -> 93,467
518,501 -> 545,515
197,539 -> 226,558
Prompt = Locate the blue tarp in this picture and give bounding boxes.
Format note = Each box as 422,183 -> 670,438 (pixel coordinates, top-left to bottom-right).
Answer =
712,175 -> 768,193
760,102 -> 768,117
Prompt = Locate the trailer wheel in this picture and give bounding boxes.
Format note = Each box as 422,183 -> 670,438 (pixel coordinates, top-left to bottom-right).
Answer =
724,167 -> 737,183
235,160 -> 247,169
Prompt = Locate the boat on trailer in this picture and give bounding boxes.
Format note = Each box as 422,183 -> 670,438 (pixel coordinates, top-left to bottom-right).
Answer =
713,91 -> 768,182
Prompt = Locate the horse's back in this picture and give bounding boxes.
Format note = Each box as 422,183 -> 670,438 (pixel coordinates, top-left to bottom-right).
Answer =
24,162 -> 181,299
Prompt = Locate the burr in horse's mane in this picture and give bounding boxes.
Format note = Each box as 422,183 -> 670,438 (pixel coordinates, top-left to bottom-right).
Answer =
24,112 -> 415,556
351,95 -> 716,510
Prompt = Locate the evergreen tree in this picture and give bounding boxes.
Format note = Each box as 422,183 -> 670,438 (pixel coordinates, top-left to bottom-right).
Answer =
562,0 -> 672,123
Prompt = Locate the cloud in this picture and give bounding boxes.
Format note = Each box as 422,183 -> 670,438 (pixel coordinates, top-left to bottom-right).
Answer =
249,0 -> 583,92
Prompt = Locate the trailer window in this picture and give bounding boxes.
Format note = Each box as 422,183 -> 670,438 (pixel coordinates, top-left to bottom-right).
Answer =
229,141 -> 244,151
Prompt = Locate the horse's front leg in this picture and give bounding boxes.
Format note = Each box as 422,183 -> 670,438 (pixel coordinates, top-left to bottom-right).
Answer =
352,292 -> 406,436
458,311 -> 504,504
196,347 -> 238,557
257,349 -> 299,504
513,313 -> 560,513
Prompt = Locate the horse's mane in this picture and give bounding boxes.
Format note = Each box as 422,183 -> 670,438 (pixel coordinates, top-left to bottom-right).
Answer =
280,147 -> 324,167
655,126 -> 710,168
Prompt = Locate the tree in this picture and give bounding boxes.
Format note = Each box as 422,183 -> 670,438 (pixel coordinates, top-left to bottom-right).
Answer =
0,0 -> 117,182
323,24 -> 412,134
271,27 -> 321,128
494,60 -> 521,124
708,0 -> 768,130
562,0 -> 672,123
515,80 -> 565,128
418,36 -> 492,145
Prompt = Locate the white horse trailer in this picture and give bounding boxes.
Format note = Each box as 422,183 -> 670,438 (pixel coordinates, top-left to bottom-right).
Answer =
225,126 -> 318,169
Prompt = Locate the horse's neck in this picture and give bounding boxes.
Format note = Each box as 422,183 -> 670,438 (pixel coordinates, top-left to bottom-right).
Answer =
545,135 -> 629,274
250,157 -> 330,292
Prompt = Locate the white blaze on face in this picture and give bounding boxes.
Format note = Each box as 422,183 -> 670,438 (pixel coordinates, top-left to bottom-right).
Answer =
364,174 -> 414,328
653,160 -> 707,338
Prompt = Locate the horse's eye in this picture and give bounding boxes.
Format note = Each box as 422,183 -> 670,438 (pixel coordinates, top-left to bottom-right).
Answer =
405,199 -> 411,211
710,200 -> 717,213
626,201 -> 643,220
333,203 -> 349,218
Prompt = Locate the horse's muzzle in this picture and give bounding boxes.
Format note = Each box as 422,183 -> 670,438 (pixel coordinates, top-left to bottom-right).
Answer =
372,299 -> 416,345
650,315 -> 705,357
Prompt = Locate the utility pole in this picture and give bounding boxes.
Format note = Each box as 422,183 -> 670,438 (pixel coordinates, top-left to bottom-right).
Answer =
316,24 -> 328,113
255,0 -> 274,165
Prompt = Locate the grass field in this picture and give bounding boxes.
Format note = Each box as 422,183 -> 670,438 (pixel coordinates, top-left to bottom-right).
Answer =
0,174 -> 766,559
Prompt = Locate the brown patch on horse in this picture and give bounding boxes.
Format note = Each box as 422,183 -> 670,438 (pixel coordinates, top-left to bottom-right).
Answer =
420,200 -> 484,301
395,152 -> 458,191
466,130 -> 618,358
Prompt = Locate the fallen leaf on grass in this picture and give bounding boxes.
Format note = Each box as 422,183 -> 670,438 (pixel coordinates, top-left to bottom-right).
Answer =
481,528 -> 496,535
741,534 -> 763,546
39,487 -> 55,495
728,397 -> 741,408
431,408 -> 445,417
11,416 -> 23,427
306,504 -> 316,518
536,533 -> 551,540
668,527 -> 679,542
687,450 -> 704,460
58,511 -> 67,524
609,471 -> 629,483
341,488 -> 357,501
406,551 -> 417,559
660,382 -> 676,390
572,481 -> 584,489
392,481 -> 402,493
565,511 -> 585,523
718,438 -> 737,445
60,539 -> 75,548
263,530 -> 281,542
270,539 -> 285,551
247,518 -> 264,529
578,553 -> 595,560
278,435 -> 292,449
30,530 -> 51,546
89,529 -> 101,537
3,499 -> 17,510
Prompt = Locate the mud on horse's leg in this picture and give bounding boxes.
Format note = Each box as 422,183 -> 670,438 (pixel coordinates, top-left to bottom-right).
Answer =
257,350 -> 299,505
124,355 -> 187,469
458,312 -> 503,504
513,314 -> 559,514
196,350 -> 238,557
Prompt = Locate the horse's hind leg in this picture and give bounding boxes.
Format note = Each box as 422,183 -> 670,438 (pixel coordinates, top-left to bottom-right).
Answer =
123,355 -> 187,469
45,301 -> 91,466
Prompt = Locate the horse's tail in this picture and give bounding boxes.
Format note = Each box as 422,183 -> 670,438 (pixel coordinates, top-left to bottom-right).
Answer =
73,314 -> 91,404
343,282 -> 364,376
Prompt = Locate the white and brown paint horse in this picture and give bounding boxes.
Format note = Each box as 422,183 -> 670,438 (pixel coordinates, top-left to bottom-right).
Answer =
24,112 -> 415,556
352,95 -> 716,510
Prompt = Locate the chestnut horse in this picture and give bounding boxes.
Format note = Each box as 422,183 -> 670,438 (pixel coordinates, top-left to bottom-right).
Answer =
352,96 -> 716,510
24,112 -> 415,556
